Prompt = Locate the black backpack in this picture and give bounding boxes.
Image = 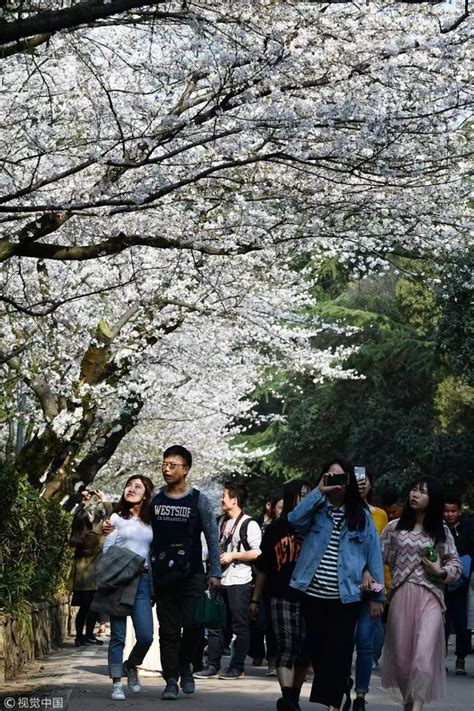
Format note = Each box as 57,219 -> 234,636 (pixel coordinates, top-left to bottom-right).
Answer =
237,517 -> 254,553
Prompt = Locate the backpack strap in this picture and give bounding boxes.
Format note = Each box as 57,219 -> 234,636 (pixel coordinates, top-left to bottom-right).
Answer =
237,517 -> 255,552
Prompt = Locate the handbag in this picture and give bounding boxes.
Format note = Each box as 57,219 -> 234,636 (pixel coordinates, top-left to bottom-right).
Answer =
193,590 -> 227,630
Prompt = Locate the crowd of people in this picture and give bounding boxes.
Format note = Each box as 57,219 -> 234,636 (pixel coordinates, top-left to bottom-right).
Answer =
69,445 -> 474,710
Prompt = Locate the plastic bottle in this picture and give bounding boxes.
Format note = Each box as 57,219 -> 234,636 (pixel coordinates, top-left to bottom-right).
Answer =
425,545 -> 439,582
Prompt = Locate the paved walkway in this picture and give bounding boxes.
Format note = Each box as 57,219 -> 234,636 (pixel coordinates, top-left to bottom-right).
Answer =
1,635 -> 472,710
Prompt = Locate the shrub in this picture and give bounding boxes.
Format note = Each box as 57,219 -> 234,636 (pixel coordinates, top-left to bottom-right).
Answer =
0,459 -> 72,613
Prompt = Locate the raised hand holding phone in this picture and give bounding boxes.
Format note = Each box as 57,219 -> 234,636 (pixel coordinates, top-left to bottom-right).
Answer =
354,466 -> 367,497
323,472 -> 349,487
318,473 -> 349,501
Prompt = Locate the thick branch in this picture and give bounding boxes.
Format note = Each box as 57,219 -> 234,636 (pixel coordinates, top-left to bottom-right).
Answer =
73,395 -> 144,487
0,230 -> 264,262
0,343 -> 31,365
15,425 -> 63,487
440,0 -> 469,33
0,1 -> 176,47
0,349 -> 60,419
78,305 -> 140,385
0,33 -> 52,59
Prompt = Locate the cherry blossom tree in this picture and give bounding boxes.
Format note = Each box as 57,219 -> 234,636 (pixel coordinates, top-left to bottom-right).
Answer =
0,1 -> 470,501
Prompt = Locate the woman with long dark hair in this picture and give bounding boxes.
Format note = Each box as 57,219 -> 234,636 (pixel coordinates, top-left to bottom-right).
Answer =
264,491 -> 284,676
249,491 -> 284,671
252,479 -> 311,711
69,506 -> 106,646
380,477 -> 461,711
101,475 -> 155,700
257,495 -> 273,530
288,458 -> 384,711
270,492 -> 284,521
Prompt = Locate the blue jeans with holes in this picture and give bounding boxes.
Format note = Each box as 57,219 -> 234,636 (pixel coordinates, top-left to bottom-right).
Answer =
355,601 -> 377,693
108,572 -> 153,678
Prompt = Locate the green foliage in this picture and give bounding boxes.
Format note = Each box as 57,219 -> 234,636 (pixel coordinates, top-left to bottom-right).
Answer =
436,250 -> 474,384
229,418 -> 307,515
236,457 -> 301,518
0,459 -> 72,614
241,262 -> 474,504
435,376 -> 474,432
396,281 -> 438,333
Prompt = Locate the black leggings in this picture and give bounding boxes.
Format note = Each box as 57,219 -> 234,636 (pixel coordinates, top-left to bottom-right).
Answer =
75,607 -> 97,639
74,590 -> 98,639
304,596 -> 361,708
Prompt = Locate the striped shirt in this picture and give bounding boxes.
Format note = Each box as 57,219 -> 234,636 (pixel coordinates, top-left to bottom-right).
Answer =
306,506 -> 345,599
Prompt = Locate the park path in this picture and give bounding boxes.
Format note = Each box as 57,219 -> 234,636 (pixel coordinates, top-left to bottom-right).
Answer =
1,634 -> 472,711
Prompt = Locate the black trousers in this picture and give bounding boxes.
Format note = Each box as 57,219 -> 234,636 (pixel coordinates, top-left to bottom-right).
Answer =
155,573 -> 206,681
72,589 -> 97,640
445,585 -> 471,660
303,596 -> 361,708
208,582 -> 252,671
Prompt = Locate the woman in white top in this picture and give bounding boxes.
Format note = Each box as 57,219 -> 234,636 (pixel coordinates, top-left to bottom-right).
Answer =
103,475 -> 154,700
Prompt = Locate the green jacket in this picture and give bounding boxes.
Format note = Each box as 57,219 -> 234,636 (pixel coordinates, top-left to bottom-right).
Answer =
69,522 -> 105,592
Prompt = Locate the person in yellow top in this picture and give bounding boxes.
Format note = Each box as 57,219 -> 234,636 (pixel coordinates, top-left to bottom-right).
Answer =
370,505 -> 388,535
367,497 -> 391,593
345,469 -> 389,711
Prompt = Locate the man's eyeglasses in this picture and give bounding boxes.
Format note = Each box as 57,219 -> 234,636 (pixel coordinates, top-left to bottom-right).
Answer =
162,462 -> 186,470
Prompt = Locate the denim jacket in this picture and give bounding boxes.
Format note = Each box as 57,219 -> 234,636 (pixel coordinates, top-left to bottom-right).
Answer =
288,488 -> 384,603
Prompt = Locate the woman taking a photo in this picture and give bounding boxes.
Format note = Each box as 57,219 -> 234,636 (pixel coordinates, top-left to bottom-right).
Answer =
98,475 -> 154,700
380,477 -> 461,711
288,458 -> 384,711
69,506 -> 106,647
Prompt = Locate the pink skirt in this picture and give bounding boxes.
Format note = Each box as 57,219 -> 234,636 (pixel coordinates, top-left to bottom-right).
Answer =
382,582 -> 446,703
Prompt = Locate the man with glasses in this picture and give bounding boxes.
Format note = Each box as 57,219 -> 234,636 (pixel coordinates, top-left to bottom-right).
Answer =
150,445 -> 221,700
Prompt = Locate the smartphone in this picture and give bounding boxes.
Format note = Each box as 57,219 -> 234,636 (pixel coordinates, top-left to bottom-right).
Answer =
354,466 -> 366,484
369,581 -> 384,593
324,472 -> 350,487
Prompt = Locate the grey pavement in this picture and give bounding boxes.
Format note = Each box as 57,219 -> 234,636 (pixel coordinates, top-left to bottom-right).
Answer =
1,635 -> 472,711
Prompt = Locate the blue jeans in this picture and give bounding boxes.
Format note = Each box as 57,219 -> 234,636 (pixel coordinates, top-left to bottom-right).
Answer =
355,602 -> 378,693
108,572 -> 153,678
373,617 -> 385,664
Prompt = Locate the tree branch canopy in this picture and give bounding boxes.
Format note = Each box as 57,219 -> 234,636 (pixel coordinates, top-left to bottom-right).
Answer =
0,1 -> 470,502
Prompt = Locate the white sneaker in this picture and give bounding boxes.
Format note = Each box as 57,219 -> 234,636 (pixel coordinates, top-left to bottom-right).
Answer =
111,682 -> 126,700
